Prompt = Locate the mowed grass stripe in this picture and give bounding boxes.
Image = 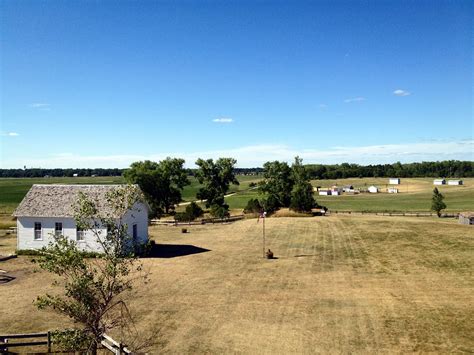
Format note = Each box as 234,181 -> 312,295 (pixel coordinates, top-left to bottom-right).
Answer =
1,216 -> 473,352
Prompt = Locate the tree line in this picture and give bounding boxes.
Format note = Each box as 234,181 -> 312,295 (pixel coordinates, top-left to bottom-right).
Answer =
305,161 -> 473,179
0,168 -> 124,178
0,160 -> 472,178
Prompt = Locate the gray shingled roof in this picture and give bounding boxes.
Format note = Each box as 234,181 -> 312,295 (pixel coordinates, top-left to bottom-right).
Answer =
13,184 -> 141,218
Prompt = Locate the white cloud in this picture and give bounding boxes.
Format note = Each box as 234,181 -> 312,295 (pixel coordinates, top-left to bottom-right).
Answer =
319,104 -> 328,109
344,97 -> 366,103
30,103 -> 51,111
2,140 -> 472,168
1,132 -> 19,137
393,89 -> 411,96
213,117 -> 233,123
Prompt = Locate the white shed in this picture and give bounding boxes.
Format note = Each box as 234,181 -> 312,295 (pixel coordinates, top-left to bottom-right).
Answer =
319,190 -> 331,196
368,186 -> 379,193
433,179 -> 446,185
13,184 -> 149,253
387,187 -> 399,194
448,180 -> 463,186
389,178 -> 400,185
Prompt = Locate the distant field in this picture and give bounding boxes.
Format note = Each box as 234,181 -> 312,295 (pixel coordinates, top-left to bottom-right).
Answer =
311,178 -> 474,212
1,177 -> 472,221
0,176 -> 125,215
225,177 -> 474,212
0,175 -> 261,219
1,216 -> 473,352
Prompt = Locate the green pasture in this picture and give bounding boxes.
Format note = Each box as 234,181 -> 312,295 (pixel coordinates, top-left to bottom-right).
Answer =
0,175 -> 261,215
1,176 -> 472,218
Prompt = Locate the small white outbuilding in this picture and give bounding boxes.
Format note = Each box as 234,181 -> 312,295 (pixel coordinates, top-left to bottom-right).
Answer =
13,184 -> 149,253
389,178 -> 400,185
387,187 -> 399,194
368,186 -> 379,193
448,180 -> 463,186
433,179 -> 446,185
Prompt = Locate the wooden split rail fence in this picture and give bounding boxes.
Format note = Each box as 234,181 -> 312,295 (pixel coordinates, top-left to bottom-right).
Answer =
0,332 -> 51,353
151,214 -> 245,226
101,333 -> 132,354
0,332 -> 131,354
329,211 -> 460,218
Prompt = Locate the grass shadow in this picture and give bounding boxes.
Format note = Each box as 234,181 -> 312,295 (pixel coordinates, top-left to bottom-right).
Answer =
0,275 -> 15,284
145,244 -> 211,259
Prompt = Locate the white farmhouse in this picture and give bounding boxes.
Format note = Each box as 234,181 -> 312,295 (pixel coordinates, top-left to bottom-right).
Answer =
389,178 -> 400,185
448,179 -> 463,186
13,185 -> 149,253
433,179 -> 446,185
368,185 -> 379,193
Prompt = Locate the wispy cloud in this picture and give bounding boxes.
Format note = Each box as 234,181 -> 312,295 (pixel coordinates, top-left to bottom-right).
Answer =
213,117 -> 233,123
319,104 -> 328,109
1,132 -> 19,137
393,89 -> 411,97
344,97 -> 366,103
3,140 -> 472,168
30,103 -> 51,111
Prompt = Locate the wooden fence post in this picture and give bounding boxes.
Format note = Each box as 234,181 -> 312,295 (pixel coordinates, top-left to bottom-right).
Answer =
47,331 -> 51,353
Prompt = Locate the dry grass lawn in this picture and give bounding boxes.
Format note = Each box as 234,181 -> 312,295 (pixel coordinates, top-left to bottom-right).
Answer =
0,216 -> 473,353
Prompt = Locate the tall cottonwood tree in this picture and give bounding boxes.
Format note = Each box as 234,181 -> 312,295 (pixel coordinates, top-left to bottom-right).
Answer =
289,157 -> 316,212
124,158 -> 189,217
258,161 -> 294,211
195,158 -> 239,216
35,185 -> 146,353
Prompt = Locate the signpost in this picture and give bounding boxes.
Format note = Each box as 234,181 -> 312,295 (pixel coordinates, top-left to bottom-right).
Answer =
258,211 -> 267,258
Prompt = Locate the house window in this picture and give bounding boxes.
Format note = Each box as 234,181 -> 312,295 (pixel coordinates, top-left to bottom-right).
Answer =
34,222 -> 42,240
55,222 -> 63,236
132,224 -> 138,241
76,226 -> 85,241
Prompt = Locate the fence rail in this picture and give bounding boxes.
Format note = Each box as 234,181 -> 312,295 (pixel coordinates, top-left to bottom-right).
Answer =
0,332 -> 51,352
0,332 -> 131,354
101,333 -> 132,354
328,211 -> 459,218
151,214 -> 245,226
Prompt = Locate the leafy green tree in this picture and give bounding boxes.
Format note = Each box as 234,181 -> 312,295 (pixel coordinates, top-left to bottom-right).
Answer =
210,203 -> 230,219
195,158 -> 239,211
431,187 -> 447,217
175,201 -> 204,222
243,198 -> 262,214
35,185 -> 145,353
289,157 -> 316,212
258,161 -> 293,209
124,158 -> 189,217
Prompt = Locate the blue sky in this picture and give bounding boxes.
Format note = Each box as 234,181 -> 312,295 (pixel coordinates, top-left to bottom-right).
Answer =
1,0 -> 472,168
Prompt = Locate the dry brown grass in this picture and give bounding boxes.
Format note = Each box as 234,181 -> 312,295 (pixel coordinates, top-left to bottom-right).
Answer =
0,216 -> 473,353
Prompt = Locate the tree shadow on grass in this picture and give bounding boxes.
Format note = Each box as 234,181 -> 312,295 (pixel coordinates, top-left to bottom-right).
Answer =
145,244 -> 211,259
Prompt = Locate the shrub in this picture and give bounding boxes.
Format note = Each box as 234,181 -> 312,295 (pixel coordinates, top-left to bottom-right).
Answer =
185,201 -> 204,220
17,249 -> 103,258
50,329 -> 93,352
261,194 -> 280,214
243,198 -> 262,214
210,204 -> 230,219
181,228 -> 188,233
174,202 -> 204,222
